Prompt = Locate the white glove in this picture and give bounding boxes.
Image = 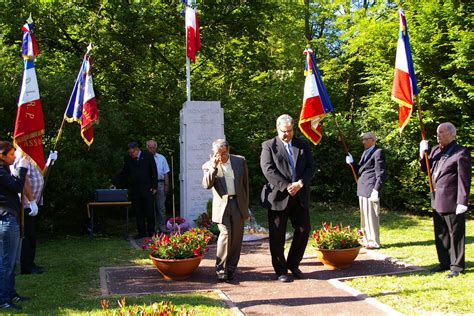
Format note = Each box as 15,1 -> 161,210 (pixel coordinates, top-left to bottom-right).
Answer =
456,204 -> 468,215
18,157 -> 30,169
345,153 -> 354,164
46,150 -> 58,167
27,201 -> 38,216
14,149 -> 23,160
369,190 -> 379,202
419,140 -> 429,159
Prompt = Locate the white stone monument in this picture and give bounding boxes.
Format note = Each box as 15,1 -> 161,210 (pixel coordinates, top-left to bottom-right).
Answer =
179,101 -> 224,225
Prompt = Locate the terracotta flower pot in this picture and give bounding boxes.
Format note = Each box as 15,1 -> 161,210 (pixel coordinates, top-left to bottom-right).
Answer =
315,246 -> 361,270
149,255 -> 204,280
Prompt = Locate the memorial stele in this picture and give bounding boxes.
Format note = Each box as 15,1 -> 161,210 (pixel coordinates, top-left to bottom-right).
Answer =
180,101 -> 224,225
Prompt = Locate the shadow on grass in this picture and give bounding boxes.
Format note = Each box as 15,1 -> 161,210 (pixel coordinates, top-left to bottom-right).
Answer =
383,236 -> 473,249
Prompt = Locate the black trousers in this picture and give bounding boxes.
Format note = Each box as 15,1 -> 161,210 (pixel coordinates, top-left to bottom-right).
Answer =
267,196 -> 310,275
133,196 -> 155,236
433,211 -> 465,272
21,208 -> 37,273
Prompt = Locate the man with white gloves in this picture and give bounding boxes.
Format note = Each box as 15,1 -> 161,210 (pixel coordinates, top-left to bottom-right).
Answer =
11,149 -> 58,275
419,122 -> 471,278
345,132 -> 386,249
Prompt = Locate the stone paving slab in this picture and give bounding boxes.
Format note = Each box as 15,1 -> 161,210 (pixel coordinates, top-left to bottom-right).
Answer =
101,241 -> 420,315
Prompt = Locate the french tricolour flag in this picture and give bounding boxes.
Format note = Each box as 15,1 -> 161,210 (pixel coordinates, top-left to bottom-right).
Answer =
14,20 -> 45,172
299,48 -> 333,145
391,9 -> 418,132
185,0 -> 200,62
64,48 -> 99,146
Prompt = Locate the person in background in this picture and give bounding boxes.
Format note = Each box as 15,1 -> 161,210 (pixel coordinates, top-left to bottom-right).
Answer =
0,141 -> 29,310
146,140 -> 170,234
260,114 -> 314,282
419,122 -> 471,278
114,142 -> 157,239
346,132 -> 386,249
10,149 -> 57,275
202,139 -> 249,282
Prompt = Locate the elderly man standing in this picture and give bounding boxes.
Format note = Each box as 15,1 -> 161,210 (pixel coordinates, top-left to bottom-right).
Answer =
419,122 -> 471,278
260,114 -> 314,282
146,140 -> 170,234
202,139 -> 249,282
346,132 -> 386,249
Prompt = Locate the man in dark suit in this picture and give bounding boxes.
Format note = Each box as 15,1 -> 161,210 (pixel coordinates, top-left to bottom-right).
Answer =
346,132 -> 386,249
260,114 -> 314,282
419,122 -> 471,278
114,142 -> 157,239
202,139 -> 249,282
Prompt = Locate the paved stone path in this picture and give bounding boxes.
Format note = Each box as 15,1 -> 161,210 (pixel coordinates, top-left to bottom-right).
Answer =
100,239 -> 422,315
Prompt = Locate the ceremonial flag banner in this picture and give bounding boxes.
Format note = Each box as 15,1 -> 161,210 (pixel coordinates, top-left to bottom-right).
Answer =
299,48 -> 334,145
185,0 -> 200,62
64,48 -> 99,146
391,8 -> 418,132
14,18 -> 45,172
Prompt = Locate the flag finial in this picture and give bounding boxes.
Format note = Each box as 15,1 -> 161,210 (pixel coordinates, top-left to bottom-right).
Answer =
87,43 -> 93,53
27,13 -> 33,24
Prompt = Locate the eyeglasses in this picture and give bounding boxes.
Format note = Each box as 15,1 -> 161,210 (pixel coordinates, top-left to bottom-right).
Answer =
362,137 -> 373,141
1,147 -> 13,156
278,127 -> 294,134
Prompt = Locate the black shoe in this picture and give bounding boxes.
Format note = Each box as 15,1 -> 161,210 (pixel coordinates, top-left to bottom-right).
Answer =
133,234 -> 146,240
21,266 -> 43,275
217,271 -> 228,282
447,271 -> 460,279
0,302 -> 22,310
290,268 -> 305,279
430,266 -> 449,273
277,274 -> 291,282
227,271 -> 235,281
11,295 -> 30,303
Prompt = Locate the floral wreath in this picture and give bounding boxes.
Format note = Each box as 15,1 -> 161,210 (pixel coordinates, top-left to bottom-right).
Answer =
166,217 -> 190,232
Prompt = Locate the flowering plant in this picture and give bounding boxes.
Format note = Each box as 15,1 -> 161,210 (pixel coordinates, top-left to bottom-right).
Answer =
143,228 -> 213,260
312,223 -> 363,250
195,212 -> 219,240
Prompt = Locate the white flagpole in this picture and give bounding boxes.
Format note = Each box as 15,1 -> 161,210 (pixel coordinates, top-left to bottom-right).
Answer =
186,57 -> 191,101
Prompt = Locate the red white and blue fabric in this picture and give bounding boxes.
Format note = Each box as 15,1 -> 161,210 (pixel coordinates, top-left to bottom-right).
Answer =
299,48 -> 333,145
64,51 -> 99,146
14,21 -> 45,172
391,8 -> 418,132
21,22 -> 39,59
185,0 -> 200,62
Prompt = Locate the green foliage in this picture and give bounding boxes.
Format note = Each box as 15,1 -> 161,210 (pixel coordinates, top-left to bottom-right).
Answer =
0,1 -> 471,234
100,298 -> 194,315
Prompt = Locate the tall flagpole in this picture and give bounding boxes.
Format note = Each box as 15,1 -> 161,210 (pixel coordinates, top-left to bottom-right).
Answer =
186,57 -> 191,101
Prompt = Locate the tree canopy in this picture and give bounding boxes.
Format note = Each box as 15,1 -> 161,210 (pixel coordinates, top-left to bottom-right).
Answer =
0,0 -> 471,233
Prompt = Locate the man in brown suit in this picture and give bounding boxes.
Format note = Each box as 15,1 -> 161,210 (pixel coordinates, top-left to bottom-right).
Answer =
202,139 -> 249,282
420,122 -> 471,278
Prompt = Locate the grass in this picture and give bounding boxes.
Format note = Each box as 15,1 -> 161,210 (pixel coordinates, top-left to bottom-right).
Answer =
14,235 -> 233,315
13,203 -> 473,314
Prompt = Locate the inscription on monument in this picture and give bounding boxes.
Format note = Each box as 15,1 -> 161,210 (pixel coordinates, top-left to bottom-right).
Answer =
180,101 -> 224,225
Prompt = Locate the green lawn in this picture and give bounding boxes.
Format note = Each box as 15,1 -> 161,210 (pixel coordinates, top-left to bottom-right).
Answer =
13,204 -> 473,314
254,203 -> 474,315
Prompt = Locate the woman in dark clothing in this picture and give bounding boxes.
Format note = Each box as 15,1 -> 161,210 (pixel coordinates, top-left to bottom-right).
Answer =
0,141 -> 28,310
